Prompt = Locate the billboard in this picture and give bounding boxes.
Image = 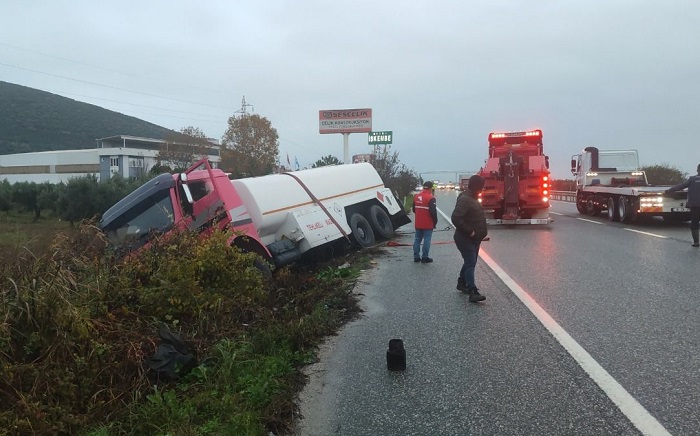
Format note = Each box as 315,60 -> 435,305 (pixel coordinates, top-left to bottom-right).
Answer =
319,108 -> 372,134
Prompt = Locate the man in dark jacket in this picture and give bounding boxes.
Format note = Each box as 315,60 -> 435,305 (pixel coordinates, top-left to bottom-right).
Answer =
451,175 -> 488,302
666,163 -> 700,247
413,181 -> 438,263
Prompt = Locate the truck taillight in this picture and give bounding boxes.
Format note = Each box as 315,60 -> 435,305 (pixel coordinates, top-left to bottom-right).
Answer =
541,175 -> 550,202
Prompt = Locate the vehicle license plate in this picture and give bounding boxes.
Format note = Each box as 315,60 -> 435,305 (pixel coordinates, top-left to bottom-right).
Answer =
671,207 -> 690,212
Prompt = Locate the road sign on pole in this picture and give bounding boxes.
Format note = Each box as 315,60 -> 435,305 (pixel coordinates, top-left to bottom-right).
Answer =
368,131 -> 393,145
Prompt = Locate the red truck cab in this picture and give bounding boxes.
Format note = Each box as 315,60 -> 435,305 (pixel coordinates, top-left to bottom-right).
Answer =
100,158 -> 270,261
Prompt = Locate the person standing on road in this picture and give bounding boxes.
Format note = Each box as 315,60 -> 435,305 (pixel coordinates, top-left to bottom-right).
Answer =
665,163 -> 700,247
451,175 -> 488,302
413,181 -> 438,263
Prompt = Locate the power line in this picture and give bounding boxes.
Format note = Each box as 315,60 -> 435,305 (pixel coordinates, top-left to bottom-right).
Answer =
0,61 -> 234,110
49,89 -> 225,122
0,42 -> 225,95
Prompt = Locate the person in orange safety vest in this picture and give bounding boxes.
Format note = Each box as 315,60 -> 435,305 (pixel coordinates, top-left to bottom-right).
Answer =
412,181 -> 438,263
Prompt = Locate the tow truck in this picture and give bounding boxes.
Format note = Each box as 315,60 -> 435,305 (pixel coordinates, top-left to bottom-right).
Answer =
478,129 -> 552,225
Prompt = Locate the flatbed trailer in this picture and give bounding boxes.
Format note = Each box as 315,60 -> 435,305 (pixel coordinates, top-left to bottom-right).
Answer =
571,147 -> 689,222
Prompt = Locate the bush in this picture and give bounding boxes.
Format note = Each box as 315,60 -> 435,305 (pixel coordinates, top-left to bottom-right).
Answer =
1,223 -> 366,435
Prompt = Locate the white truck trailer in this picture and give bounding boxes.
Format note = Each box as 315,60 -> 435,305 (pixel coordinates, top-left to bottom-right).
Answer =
571,147 -> 689,222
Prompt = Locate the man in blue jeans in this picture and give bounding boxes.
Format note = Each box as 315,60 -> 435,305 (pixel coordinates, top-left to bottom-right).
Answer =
413,181 -> 438,263
451,175 -> 488,302
665,163 -> 700,247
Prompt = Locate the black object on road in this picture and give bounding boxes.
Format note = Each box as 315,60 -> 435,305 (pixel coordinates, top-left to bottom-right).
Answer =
387,339 -> 406,371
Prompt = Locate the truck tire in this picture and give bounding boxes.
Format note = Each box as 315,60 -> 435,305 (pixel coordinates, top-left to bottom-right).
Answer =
576,192 -> 587,214
607,197 -> 618,221
368,205 -> 394,239
618,197 -> 630,223
350,213 -> 375,248
586,198 -> 597,217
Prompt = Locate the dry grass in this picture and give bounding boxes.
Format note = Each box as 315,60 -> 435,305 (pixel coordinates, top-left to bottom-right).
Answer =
0,212 -> 75,262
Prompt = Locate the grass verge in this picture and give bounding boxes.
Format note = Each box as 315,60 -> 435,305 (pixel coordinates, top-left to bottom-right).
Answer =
0,220 -> 373,435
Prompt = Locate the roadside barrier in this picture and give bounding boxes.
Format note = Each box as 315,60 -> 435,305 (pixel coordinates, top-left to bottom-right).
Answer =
550,190 -> 576,203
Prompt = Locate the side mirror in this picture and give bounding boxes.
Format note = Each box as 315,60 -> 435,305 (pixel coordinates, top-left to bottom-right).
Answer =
179,173 -> 194,204
570,159 -> 577,174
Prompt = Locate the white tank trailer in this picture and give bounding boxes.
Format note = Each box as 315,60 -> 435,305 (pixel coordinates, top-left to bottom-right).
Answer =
232,163 -> 410,265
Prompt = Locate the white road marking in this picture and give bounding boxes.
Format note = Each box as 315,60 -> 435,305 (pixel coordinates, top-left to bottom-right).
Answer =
550,211 -> 564,215
445,201 -> 668,432
623,228 -> 668,239
577,217 -> 604,225
479,250 -> 672,436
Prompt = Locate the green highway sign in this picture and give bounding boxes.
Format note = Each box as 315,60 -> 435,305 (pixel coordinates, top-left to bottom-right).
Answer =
368,131 -> 393,145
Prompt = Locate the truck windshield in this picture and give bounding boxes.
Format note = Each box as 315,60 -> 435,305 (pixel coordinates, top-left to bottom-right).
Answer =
103,190 -> 175,249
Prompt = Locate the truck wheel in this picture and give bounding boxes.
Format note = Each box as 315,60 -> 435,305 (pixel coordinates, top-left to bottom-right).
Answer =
350,213 -> 376,247
607,197 -> 618,221
586,198 -> 597,217
576,202 -> 587,214
368,205 -> 394,239
576,192 -> 587,214
618,197 -> 629,223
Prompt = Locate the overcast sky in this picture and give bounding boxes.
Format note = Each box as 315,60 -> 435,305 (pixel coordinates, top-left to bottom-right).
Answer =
1,1 -> 699,180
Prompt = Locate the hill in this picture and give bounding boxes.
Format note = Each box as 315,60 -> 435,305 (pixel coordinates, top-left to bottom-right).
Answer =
0,81 -> 177,155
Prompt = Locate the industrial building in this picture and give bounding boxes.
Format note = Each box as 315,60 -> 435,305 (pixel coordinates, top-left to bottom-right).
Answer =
0,135 -> 221,184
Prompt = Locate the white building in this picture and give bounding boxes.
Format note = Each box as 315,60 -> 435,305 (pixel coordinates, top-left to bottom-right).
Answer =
0,135 -> 221,184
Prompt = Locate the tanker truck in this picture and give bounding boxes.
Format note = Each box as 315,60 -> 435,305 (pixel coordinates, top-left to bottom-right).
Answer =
99,158 -> 411,269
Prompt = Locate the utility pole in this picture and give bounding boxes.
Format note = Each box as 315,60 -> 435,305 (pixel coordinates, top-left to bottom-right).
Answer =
236,95 -> 254,116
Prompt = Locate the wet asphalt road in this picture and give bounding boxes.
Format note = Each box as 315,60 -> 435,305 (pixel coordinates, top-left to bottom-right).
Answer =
294,191 -> 700,436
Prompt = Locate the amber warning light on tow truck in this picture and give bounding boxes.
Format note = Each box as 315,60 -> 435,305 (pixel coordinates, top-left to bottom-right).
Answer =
542,175 -> 550,202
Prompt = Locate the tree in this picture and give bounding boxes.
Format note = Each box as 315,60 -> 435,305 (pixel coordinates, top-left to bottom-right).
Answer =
221,113 -> 279,178
157,126 -> 211,172
642,164 -> 687,185
55,175 -> 101,225
11,182 -> 41,221
0,179 -> 11,212
371,145 -> 420,201
36,182 -> 60,215
311,155 -> 342,168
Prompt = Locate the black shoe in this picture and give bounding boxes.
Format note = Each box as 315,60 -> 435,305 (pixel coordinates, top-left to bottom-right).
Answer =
456,283 -> 469,292
468,288 -> 486,303
693,243 -> 700,247
421,257 -> 433,263
414,257 -> 421,262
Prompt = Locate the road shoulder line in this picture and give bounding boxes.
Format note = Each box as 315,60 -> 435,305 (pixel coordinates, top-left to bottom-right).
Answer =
479,249 -> 671,436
